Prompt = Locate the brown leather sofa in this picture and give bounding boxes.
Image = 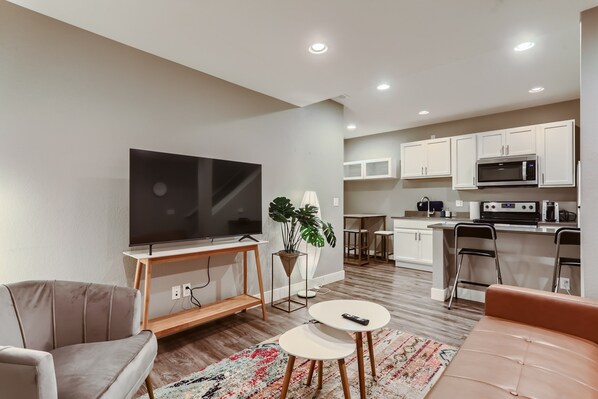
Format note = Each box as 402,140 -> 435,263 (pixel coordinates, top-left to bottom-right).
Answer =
427,284 -> 598,399
0,280 -> 157,399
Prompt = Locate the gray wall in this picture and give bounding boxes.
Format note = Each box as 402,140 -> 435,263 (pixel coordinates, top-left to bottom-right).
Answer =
581,6 -> 598,298
0,2 -> 344,317
344,100 -> 579,227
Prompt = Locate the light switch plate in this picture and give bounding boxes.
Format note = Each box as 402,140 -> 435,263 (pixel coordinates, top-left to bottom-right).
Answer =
171,285 -> 181,300
333,197 -> 340,207
456,200 -> 464,207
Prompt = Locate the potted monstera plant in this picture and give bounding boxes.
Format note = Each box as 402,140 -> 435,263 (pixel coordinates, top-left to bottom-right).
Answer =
269,196 -> 336,277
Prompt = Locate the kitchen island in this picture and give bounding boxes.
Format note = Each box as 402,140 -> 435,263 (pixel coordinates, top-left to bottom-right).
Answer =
428,221 -> 579,303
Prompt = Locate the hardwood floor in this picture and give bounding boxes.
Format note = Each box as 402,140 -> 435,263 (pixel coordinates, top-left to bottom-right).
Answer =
136,260 -> 483,396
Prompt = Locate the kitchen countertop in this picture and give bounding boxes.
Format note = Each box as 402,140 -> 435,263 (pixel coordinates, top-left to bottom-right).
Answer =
392,211 -> 470,220
427,222 -> 577,235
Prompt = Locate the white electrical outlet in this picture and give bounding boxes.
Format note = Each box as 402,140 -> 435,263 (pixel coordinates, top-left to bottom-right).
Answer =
456,200 -> 464,207
559,277 -> 570,290
171,285 -> 181,300
333,197 -> 340,207
183,283 -> 191,297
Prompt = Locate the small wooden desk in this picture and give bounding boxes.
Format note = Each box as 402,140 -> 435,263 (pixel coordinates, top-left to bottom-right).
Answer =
343,214 -> 387,230
124,241 -> 268,338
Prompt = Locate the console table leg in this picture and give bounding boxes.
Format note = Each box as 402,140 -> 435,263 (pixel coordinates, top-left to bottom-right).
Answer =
254,246 -> 268,321
142,261 -> 152,329
134,260 -> 142,289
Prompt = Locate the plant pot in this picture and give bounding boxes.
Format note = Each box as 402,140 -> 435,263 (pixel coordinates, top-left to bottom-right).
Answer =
277,250 -> 301,277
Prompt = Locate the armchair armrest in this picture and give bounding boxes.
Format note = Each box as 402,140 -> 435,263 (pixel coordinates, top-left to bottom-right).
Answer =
0,346 -> 57,399
485,285 -> 598,344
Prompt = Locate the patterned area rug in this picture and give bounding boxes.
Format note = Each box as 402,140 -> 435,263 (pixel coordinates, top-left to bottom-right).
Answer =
144,329 -> 456,399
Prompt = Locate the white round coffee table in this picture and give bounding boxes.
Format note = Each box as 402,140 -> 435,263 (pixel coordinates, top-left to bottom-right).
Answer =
309,300 -> 391,399
278,323 -> 355,399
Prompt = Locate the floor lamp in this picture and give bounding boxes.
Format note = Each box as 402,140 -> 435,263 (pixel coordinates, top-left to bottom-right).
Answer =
298,190 -> 321,298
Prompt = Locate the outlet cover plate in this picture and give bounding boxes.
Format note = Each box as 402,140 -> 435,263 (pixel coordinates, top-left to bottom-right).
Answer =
456,200 -> 464,207
171,285 -> 181,300
559,278 -> 570,290
183,283 -> 191,297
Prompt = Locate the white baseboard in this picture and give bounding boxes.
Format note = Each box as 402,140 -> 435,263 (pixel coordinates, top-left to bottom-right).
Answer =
255,270 -> 346,303
430,286 -> 486,303
430,287 -> 447,301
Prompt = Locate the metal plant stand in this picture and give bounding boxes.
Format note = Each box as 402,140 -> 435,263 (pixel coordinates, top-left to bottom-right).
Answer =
271,251 -> 308,313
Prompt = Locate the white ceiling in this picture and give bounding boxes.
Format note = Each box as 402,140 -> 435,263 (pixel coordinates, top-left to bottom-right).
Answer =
9,0 -> 598,138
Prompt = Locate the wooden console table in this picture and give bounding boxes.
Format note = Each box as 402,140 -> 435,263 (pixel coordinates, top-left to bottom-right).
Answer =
123,240 -> 268,338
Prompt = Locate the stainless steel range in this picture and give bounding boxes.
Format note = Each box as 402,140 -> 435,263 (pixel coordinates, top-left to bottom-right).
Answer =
473,201 -> 541,226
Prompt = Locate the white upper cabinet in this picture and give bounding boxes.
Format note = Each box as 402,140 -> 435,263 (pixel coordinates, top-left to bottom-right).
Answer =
537,120 -> 576,187
400,138 -> 451,179
344,158 -> 396,181
343,161 -> 364,180
401,142 -> 426,178
451,134 -> 477,190
504,125 -> 537,156
477,126 -> 537,159
477,130 -> 505,158
425,138 -> 452,176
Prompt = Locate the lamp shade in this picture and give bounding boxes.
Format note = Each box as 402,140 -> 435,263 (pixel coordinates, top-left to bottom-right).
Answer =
299,190 -> 321,280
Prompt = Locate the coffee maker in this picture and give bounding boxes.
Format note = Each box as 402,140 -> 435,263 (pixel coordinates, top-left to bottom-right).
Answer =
542,200 -> 559,222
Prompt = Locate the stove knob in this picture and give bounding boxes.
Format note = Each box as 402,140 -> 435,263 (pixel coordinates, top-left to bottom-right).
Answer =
485,205 -> 489,209
529,205 -> 534,210
522,205 -> 527,210
491,205 -> 496,209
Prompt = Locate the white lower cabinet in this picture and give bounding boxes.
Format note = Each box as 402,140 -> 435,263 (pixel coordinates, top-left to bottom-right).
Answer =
393,219 -> 433,271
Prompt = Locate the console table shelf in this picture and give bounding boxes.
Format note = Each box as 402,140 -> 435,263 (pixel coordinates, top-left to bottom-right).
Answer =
124,240 -> 268,338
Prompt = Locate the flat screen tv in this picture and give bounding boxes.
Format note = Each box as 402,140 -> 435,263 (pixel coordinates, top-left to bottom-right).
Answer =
129,149 -> 262,247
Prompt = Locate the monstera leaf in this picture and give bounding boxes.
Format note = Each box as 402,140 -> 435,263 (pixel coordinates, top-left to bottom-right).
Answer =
269,196 -> 336,253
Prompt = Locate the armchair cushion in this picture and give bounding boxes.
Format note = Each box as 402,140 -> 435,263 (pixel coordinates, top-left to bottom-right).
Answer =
51,330 -> 156,399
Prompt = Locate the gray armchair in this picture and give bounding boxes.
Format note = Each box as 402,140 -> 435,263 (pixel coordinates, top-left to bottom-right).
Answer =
0,280 -> 157,399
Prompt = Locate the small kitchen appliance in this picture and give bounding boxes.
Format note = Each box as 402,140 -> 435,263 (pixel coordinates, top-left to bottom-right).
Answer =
542,200 -> 560,222
474,201 -> 541,226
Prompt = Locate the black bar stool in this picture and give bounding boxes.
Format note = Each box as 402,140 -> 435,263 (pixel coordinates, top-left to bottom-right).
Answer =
448,223 -> 502,309
551,227 -> 580,293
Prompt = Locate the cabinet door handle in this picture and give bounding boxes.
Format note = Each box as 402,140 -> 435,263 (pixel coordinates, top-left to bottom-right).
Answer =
418,232 -> 421,240
501,145 -> 504,155
506,144 -> 509,155
542,173 -> 545,184
425,166 -> 428,175
421,166 -> 424,175
414,232 -> 418,241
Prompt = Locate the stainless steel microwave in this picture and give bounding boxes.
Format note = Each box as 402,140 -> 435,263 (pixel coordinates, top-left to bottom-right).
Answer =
476,155 -> 538,187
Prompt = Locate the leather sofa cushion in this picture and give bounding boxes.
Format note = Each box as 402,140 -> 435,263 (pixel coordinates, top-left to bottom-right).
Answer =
50,330 -> 156,399
427,316 -> 598,399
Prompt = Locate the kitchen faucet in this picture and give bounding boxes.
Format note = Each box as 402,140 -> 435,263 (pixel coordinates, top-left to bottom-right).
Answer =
420,196 -> 434,217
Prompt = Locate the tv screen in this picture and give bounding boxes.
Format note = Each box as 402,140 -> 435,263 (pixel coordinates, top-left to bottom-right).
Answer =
129,149 -> 262,246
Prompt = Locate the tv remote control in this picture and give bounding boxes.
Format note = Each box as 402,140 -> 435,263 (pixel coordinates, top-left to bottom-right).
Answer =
342,313 -> 370,326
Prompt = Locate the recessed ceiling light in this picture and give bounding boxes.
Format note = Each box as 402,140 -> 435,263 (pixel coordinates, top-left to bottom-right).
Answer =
377,83 -> 390,91
528,86 -> 545,93
514,42 -> 535,52
346,124 -> 357,130
418,110 -> 430,115
308,43 -> 328,54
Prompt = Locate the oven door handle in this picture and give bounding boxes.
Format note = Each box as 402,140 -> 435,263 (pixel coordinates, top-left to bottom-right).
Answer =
522,161 -> 527,181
